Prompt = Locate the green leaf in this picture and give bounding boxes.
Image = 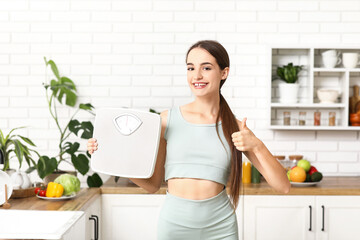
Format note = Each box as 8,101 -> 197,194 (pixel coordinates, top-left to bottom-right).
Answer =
79,103 -> 94,111
25,166 -> 37,174
44,57 -> 61,80
80,121 -> 93,139
71,154 -> 89,175
69,119 -> 81,135
64,142 -> 80,155
87,173 -> 103,187
63,87 -> 77,107
0,129 -> 4,144
69,120 -> 93,139
5,126 -> 26,142
60,77 -> 77,91
13,139 -> 24,167
37,156 -> 57,179
17,135 -> 36,147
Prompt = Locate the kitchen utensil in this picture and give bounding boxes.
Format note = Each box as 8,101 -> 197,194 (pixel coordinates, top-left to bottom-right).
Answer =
317,89 -> 339,103
342,52 -> 360,68
0,170 -> 13,206
3,184 -> 11,209
321,49 -> 340,58
322,56 -> 341,68
349,85 -> 360,114
91,108 -> 161,178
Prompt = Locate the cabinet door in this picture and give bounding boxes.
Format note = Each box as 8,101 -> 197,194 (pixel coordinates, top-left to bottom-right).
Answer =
85,196 -> 101,240
101,194 -> 165,240
316,196 -> 360,240
243,196 -> 315,240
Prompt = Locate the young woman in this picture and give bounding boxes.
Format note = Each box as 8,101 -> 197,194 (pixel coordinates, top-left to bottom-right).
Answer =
87,40 -> 290,240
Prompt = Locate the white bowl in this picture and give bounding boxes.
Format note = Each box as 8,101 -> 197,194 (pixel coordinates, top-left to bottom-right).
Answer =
317,89 -> 339,103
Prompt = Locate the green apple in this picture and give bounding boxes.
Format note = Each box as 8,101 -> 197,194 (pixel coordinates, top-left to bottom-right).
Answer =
297,159 -> 311,172
287,170 -> 291,181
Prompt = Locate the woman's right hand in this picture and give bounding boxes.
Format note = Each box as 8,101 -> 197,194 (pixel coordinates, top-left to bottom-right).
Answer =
87,138 -> 98,155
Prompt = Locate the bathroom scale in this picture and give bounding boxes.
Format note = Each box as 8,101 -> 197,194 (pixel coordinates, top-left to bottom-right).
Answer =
91,108 -> 161,178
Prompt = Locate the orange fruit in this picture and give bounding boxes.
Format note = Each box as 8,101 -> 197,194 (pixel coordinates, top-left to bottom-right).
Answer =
290,166 -> 306,182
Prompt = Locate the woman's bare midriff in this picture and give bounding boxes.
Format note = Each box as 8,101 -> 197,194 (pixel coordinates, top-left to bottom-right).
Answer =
167,178 -> 225,200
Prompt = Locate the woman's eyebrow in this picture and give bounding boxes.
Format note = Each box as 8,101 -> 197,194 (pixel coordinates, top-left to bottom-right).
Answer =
186,62 -> 214,66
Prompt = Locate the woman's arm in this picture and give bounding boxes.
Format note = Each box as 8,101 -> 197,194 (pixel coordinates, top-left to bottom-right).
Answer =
232,118 -> 290,194
128,110 -> 168,193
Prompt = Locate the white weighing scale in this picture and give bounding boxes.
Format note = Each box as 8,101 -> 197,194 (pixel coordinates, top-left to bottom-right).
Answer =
91,108 -> 161,178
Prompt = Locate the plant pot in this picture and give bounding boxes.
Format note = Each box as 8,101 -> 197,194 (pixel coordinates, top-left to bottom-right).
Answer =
279,83 -> 300,104
43,170 -> 77,185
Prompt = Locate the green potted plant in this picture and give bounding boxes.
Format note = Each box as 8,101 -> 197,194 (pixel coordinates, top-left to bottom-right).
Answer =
0,127 -> 39,175
276,63 -> 303,104
29,57 -> 103,187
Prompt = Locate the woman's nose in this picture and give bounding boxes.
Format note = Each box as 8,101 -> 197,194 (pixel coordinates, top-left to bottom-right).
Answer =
194,70 -> 203,80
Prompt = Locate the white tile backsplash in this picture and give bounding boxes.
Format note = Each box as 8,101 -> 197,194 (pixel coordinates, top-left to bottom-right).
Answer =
0,0 -> 359,182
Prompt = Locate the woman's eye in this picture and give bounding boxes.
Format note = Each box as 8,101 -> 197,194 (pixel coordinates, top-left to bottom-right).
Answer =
187,67 -> 194,71
204,67 -> 211,70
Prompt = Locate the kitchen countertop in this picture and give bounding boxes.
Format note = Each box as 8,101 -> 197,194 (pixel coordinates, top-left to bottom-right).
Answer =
101,176 -> 360,196
3,176 -> 360,211
6,188 -> 100,211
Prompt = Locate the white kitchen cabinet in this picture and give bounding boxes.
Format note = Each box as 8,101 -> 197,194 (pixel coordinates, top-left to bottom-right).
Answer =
270,46 -> 360,131
84,195 -> 101,240
316,196 -> 360,240
243,195 -> 360,240
102,193 -> 244,240
62,213 -> 86,240
243,195 -> 316,240
101,194 -> 165,240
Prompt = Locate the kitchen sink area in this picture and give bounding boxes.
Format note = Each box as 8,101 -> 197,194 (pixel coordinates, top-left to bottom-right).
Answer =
0,210 -> 84,240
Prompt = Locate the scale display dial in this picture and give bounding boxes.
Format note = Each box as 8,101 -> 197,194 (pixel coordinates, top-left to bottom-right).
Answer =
113,113 -> 142,136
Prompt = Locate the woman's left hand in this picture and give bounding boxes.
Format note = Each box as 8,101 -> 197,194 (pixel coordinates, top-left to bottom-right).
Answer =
231,118 -> 262,152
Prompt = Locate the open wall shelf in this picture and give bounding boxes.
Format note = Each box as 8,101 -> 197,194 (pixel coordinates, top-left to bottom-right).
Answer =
270,46 -> 360,131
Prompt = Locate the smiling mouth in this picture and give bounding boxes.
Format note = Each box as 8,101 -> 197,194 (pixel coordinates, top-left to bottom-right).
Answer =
193,82 -> 208,89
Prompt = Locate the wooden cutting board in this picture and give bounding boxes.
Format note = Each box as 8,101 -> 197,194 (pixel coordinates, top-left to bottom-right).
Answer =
349,85 -> 360,113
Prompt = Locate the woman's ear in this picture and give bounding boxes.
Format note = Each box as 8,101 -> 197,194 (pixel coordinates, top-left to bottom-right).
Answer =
221,67 -> 229,80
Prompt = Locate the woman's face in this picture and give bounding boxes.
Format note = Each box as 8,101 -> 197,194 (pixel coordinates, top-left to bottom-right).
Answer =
186,47 -> 229,97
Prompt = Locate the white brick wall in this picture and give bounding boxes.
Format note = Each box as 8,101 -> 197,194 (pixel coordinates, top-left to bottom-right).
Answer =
1,0 -> 359,184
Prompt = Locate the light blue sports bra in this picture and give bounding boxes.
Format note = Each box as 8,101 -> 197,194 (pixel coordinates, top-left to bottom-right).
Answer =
164,106 -> 232,186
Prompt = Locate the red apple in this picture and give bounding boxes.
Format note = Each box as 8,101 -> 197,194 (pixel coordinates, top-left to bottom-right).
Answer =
308,166 -> 318,176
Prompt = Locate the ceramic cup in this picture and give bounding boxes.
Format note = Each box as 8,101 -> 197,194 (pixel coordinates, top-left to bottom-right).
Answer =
321,49 -> 340,58
342,52 -> 360,69
322,56 -> 341,68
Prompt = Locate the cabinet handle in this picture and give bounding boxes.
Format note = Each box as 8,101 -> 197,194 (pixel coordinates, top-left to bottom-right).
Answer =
89,215 -> 99,240
321,205 -> 325,231
93,215 -> 99,240
309,205 -> 312,231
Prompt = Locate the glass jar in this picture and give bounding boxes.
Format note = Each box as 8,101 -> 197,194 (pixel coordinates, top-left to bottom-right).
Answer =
283,111 -> 291,126
299,111 -> 306,126
329,112 -> 336,126
314,111 -> 321,126
289,155 -> 303,169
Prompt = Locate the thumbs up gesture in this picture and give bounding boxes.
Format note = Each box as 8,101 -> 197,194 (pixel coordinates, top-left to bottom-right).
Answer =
231,118 -> 261,152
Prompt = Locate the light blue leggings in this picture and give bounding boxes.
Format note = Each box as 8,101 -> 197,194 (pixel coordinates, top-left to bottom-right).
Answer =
157,187 -> 239,240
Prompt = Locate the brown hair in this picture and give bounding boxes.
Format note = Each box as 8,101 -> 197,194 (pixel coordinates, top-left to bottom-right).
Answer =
186,40 -> 242,210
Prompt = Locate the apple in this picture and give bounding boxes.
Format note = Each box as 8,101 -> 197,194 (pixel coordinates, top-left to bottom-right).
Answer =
308,166 -> 318,176
287,170 -> 291,181
297,159 -> 311,172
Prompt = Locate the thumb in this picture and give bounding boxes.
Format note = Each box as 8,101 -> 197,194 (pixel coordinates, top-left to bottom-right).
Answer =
240,117 -> 247,130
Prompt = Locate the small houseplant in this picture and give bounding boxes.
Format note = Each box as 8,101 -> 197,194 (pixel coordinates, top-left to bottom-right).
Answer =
29,57 -> 103,187
276,63 -> 303,104
0,127 -> 39,173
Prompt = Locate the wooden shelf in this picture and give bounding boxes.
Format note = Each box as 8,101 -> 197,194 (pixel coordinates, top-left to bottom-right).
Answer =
271,103 -> 346,108
269,125 -> 360,131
